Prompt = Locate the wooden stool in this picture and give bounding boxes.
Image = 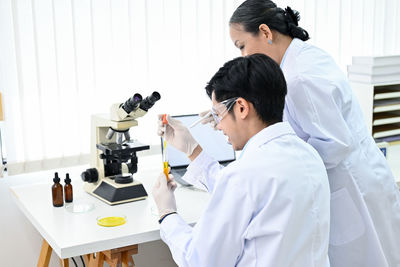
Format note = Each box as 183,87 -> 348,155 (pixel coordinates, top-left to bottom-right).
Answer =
85,244 -> 138,267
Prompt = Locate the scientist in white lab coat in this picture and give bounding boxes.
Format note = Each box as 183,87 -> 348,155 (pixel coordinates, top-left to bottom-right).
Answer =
152,54 -> 331,267
226,1 -> 400,266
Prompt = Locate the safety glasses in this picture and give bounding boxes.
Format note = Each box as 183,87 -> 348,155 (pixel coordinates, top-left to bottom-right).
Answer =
211,97 -> 239,125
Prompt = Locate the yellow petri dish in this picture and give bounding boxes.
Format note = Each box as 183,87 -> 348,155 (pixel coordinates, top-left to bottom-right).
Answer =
97,216 -> 126,227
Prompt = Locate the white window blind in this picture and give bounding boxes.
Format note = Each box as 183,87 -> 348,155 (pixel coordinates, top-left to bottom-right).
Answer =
1,0 -> 399,175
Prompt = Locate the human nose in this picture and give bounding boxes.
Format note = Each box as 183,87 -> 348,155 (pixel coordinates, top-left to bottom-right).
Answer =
216,121 -> 223,131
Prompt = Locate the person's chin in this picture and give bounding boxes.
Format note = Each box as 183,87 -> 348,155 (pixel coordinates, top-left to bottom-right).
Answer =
233,144 -> 242,150
227,136 -> 239,150
230,140 -> 238,150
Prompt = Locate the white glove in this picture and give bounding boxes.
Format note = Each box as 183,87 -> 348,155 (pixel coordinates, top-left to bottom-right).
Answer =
157,114 -> 198,156
199,110 -> 217,130
152,172 -> 177,218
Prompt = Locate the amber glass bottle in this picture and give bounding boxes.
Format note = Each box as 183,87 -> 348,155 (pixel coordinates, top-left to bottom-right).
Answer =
52,172 -> 64,207
64,173 -> 73,203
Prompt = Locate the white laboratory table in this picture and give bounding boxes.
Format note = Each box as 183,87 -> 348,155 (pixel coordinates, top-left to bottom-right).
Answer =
9,155 -> 210,266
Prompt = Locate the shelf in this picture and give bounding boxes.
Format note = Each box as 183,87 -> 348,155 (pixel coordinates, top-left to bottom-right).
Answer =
373,123 -> 400,138
374,134 -> 400,143
373,111 -> 400,126
374,85 -> 400,100
373,98 -> 400,112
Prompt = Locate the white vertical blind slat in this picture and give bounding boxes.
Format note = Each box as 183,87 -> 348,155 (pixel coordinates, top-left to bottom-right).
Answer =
53,0 -> 79,157
14,0 -> 43,163
397,0 -> 400,51
31,0 -> 46,163
71,0 -> 95,154
128,0 -> 148,91
373,0 -> 386,55
339,0 -> 351,70
33,0 -> 61,160
384,0 -> 398,54
363,0 -> 375,55
91,0 -> 113,111
0,0 -> 24,164
110,0 -> 131,99
300,0 -> 316,45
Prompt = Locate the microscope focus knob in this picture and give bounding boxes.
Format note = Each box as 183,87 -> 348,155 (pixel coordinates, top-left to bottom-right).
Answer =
81,168 -> 99,183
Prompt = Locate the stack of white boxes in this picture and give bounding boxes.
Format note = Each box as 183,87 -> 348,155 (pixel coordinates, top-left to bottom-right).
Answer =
347,55 -> 400,84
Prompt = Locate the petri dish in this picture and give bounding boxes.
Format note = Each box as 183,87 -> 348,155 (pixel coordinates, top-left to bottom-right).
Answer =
97,215 -> 127,227
65,202 -> 95,213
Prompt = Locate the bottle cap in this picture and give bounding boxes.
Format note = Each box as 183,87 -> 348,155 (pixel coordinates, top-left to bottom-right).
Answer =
65,173 -> 71,184
162,114 -> 168,125
53,172 -> 60,183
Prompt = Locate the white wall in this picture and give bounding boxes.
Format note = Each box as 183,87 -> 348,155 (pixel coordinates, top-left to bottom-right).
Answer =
0,165 -> 177,267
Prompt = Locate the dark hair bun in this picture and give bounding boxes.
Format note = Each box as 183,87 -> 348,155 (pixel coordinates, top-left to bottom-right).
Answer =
284,6 -> 300,26
284,6 -> 310,41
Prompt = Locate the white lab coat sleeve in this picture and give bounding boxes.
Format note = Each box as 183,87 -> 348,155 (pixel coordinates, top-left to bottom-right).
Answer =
160,171 -> 252,267
181,151 -> 223,192
287,76 -> 352,170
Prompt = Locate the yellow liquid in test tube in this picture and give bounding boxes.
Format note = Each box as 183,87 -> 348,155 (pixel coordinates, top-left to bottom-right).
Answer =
163,161 -> 169,181
163,139 -> 169,181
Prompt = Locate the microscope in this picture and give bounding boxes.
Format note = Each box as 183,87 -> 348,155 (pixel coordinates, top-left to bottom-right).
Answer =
81,92 -> 160,205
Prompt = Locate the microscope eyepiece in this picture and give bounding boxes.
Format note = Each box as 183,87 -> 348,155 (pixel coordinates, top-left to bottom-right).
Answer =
139,91 -> 161,111
121,93 -> 143,114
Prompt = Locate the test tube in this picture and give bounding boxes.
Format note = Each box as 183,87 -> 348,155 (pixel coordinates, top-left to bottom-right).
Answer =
162,114 -> 169,181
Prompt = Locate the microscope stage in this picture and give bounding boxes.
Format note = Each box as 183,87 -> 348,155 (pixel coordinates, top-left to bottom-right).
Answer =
97,140 -> 150,154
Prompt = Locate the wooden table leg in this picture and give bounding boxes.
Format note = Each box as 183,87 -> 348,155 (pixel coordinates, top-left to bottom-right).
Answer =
60,258 -> 69,267
106,252 -> 121,267
87,244 -> 138,267
121,248 -> 137,267
83,254 -> 91,266
88,252 -> 105,267
121,251 -> 135,267
37,239 -> 52,267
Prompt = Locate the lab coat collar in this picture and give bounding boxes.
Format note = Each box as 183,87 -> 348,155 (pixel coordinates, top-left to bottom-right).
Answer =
280,38 -> 304,70
240,121 -> 296,159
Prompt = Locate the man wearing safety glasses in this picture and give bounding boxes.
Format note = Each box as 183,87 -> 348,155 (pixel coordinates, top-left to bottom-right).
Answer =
153,54 -> 330,267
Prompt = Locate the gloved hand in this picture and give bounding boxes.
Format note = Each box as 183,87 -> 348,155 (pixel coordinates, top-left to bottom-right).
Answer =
158,114 -> 199,156
152,172 -> 177,218
199,110 -> 217,130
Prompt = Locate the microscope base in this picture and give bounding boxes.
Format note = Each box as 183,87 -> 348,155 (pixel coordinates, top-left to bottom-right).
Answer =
85,179 -> 148,205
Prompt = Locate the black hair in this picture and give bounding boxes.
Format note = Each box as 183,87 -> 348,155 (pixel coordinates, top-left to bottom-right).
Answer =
205,54 -> 287,124
230,0 -> 310,41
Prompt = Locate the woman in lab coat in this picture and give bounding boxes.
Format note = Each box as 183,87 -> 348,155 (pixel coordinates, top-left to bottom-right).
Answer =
227,0 -> 400,266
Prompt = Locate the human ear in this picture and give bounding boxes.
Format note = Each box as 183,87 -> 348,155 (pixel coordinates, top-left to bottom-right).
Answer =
236,98 -> 249,119
258,24 -> 273,43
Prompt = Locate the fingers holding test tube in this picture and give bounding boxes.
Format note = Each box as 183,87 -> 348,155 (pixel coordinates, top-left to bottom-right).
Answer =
156,114 -> 199,156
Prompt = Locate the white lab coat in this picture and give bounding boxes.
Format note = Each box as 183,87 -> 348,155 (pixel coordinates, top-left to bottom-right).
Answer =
281,38 -> 400,267
160,122 -> 330,267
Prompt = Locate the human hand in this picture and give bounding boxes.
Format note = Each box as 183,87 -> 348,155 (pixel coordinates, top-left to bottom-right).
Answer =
157,114 -> 199,156
152,172 -> 178,218
199,110 -> 217,130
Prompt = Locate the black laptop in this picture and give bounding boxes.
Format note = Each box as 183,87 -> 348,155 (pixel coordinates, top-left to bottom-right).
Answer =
163,114 -> 236,186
